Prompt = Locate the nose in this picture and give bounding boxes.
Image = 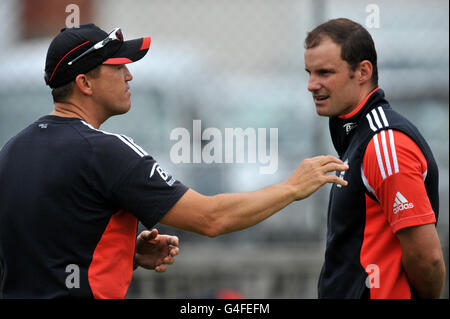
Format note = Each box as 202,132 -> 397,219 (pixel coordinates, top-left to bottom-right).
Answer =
307,74 -> 321,93
124,65 -> 133,82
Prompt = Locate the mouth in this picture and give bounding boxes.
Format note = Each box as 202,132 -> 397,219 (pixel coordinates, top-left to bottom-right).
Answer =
313,95 -> 329,104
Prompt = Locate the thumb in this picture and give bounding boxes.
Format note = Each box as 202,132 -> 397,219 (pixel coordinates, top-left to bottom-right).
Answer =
141,229 -> 158,241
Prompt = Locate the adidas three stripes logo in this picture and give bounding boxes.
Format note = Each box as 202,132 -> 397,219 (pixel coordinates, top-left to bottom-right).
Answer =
366,107 -> 399,180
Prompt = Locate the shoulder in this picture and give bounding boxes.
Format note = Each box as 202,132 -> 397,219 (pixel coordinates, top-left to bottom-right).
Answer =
364,129 -> 427,180
75,120 -> 149,160
362,104 -> 420,138
362,105 -> 391,134
359,103 -> 425,161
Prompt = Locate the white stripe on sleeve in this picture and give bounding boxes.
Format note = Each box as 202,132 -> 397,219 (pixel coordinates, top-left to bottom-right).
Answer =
371,109 -> 383,129
373,134 -> 387,179
121,134 -> 149,156
366,114 -> 378,132
377,107 -> 389,127
361,166 -> 379,201
80,120 -> 146,157
380,130 -> 393,176
388,129 -> 399,173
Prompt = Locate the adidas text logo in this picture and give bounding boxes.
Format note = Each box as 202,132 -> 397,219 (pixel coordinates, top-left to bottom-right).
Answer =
393,192 -> 414,214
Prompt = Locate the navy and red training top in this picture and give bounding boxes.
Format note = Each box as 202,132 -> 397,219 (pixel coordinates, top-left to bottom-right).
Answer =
0,115 -> 188,298
318,88 -> 439,298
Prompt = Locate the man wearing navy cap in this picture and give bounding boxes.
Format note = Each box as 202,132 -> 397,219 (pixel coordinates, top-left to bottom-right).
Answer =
0,24 -> 349,298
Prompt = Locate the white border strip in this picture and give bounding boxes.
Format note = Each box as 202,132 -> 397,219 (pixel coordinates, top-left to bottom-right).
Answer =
80,120 -> 146,158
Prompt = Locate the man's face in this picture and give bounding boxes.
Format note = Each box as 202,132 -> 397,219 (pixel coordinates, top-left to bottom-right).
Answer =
304,37 -> 361,117
90,64 -> 133,116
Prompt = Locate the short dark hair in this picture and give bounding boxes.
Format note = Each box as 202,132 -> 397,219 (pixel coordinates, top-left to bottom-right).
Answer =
305,18 -> 378,87
50,66 -> 101,103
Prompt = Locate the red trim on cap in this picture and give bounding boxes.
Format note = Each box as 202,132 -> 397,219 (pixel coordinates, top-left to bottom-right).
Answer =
49,40 -> 90,83
338,87 -> 380,119
102,57 -> 133,65
140,37 -> 151,50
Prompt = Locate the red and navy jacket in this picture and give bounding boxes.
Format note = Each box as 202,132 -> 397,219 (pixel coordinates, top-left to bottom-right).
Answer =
318,88 -> 439,299
0,115 -> 188,298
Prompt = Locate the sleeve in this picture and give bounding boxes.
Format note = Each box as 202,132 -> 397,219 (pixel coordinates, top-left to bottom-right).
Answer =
90,133 -> 189,229
113,156 -> 189,229
362,129 -> 436,233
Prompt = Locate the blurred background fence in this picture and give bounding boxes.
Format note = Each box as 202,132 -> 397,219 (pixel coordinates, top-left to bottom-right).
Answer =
0,0 -> 448,298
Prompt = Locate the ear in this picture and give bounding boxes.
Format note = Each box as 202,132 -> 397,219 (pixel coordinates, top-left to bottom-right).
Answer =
358,60 -> 373,85
74,74 -> 94,96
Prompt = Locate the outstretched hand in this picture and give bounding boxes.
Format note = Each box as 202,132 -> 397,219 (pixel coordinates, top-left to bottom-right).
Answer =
134,229 -> 179,273
283,155 -> 349,201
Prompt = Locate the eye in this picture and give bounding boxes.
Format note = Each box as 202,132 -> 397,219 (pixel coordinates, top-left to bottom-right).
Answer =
318,70 -> 333,76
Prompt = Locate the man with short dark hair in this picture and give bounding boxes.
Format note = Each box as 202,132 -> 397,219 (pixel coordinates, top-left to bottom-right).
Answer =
0,24 -> 349,298
50,66 -> 100,103
304,18 -> 445,299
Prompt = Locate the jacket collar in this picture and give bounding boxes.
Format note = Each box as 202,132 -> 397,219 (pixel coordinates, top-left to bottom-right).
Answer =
329,88 -> 387,157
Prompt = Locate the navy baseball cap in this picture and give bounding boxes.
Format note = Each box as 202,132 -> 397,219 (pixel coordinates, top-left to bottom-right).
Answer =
44,23 -> 151,88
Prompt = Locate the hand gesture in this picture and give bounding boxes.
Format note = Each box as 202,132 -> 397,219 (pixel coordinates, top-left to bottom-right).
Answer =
283,155 -> 349,200
134,229 -> 179,273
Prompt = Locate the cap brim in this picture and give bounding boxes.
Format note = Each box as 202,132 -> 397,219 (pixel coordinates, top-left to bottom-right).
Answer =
102,37 -> 151,65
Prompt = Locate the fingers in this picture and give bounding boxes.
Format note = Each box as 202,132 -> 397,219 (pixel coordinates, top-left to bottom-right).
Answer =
163,255 -> 175,265
316,155 -> 346,166
321,162 -> 349,174
296,155 -> 347,175
169,246 -> 179,257
154,249 -> 179,273
155,265 -> 166,273
156,234 -> 179,246
320,160 -> 349,187
325,174 -> 348,187
168,235 -> 179,247
286,155 -> 351,200
141,231 -> 179,246
140,229 -> 158,241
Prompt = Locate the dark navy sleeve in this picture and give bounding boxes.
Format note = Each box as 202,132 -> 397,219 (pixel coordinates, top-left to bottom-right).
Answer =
112,156 -> 188,229
87,131 -> 188,229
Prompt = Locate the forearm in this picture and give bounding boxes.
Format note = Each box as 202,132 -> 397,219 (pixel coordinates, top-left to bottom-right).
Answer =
402,251 -> 446,298
209,183 -> 296,235
160,155 -> 348,237
397,224 -> 446,299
